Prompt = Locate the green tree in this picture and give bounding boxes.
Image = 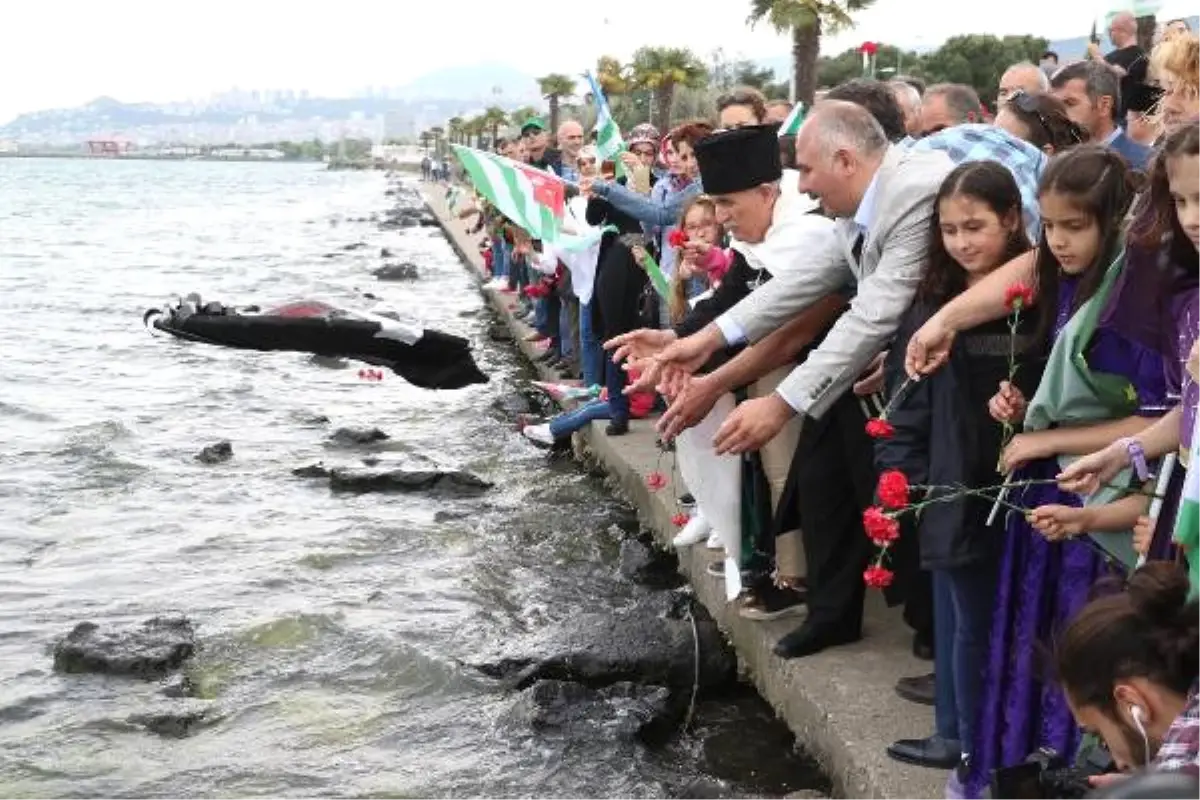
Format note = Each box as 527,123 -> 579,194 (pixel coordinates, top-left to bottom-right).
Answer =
918,34 -> 1049,107
596,55 -> 631,96
510,105 -> 539,130
481,106 -> 509,148
463,116 -> 487,149
816,43 -> 920,88
748,0 -> 875,106
629,46 -> 709,127
537,73 -> 577,133
447,116 -> 465,145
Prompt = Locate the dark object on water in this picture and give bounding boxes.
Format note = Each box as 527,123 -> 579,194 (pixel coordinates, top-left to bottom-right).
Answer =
373,262 -> 420,281
195,440 -> 232,464
144,295 -> 487,390
328,426 -> 389,446
53,616 -> 196,679
328,466 -> 493,496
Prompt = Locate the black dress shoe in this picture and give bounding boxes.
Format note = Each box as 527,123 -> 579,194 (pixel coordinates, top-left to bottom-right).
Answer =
772,622 -> 860,659
885,734 -> 962,769
895,672 -> 936,706
605,419 -> 629,436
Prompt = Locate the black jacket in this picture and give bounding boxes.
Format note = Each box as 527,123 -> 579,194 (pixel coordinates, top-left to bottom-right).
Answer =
587,188 -> 650,340
875,302 -> 1045,570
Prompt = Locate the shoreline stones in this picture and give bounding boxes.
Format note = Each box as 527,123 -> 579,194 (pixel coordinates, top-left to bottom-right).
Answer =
328,466 -> 492,496
373,262 -> 420,282
195,441 -> 232,464
327,426 -> 389,446
53,616 -> 196,679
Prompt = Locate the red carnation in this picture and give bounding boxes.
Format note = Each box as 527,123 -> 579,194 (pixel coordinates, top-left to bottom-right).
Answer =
645,471 -> 667,491
671,512 -> 690,526
877,469 -> 910,509
667,228 -> 688,248
860,41 -> 879,56
863,564 -> 894,589
865,418 -> 895,439
862,506 -> 900,544
1004,282 -> 1035,312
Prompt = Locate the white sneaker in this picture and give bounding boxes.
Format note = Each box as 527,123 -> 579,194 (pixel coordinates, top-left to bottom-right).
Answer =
671,514 -> 712,547
706,531 -> 723,550
522,423 -> 556,446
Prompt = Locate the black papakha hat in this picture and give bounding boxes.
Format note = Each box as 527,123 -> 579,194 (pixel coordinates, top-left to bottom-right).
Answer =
695,124 -> 783,195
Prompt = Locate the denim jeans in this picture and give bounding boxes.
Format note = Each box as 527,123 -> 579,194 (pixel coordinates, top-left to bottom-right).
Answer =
933,561 -> 999,753
604,352 -> 629,423
492,238 -> 509,280
559,299 -> 575,360
548,399 -> 613,438
579,301 -> 602,387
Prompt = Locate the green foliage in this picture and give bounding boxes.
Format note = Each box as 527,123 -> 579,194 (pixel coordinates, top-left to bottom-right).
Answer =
917,35 -> 1049,106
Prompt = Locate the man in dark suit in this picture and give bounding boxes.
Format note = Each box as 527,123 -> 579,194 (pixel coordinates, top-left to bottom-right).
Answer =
1052,60 -> 1153,172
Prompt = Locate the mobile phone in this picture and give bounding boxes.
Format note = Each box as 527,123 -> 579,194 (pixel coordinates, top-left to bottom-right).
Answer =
601,159 -> 615,176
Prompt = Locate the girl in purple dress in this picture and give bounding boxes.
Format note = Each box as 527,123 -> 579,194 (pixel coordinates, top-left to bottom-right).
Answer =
959,146 -> 1171,798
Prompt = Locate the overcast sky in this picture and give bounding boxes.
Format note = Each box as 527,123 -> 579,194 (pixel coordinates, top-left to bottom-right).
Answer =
3,0 -> 1188,124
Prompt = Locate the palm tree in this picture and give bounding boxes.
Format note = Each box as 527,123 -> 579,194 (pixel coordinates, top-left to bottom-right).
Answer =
596,56 -> 630,96
537,73 -> 577,133
464,116 -> 487,149
510,105 -> 540,131
481,106 -> 509,148
629,47 -> 709,128
748,0 -> 874,106
447,116 -> 464,145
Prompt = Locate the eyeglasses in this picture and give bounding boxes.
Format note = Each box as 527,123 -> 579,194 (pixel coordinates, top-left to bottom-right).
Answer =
578,158 -> 597,166
1009,91 -> 1084,145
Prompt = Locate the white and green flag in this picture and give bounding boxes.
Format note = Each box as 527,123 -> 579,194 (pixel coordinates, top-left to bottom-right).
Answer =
777,102 -> 806,137
585,72 -> 625,172
1175,413 -> 1200,598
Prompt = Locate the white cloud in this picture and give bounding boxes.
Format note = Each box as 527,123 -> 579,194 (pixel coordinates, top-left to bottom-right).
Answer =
0,0 -> 1139,124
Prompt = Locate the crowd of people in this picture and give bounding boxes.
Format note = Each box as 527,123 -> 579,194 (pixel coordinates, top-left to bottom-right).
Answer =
449,17 -> 1199,798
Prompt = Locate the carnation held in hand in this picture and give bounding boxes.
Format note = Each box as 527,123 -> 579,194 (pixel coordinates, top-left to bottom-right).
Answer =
865,418 -> 895,439
1003,281 -> 1035,312
876,469 -> 910,510
862,506 -> 901,544
667,228 -> 688,248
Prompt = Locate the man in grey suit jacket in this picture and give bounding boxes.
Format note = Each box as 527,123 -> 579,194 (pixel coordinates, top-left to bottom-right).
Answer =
653,101 -> 956,657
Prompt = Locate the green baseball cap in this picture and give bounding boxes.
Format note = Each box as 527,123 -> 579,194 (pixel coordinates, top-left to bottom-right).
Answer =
520,118 -> 547,134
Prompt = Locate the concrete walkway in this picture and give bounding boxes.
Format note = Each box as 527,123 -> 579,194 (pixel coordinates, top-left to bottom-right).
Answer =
424,185 -> 947,799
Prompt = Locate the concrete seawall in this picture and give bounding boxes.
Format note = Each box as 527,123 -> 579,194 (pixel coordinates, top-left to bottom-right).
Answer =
423,185 -> 946,799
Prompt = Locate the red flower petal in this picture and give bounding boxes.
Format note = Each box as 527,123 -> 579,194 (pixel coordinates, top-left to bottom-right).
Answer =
862,506 -> 900,544
863,565 -> 894,589
865,418 -> 896,439
1003,282 -> 1035,312
877,469 -> 910,510
671,512 -> 691,526
645,471 -> 667,490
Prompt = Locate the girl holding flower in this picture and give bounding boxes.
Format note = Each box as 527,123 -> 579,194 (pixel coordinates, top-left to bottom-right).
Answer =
874,161 -> 1040,780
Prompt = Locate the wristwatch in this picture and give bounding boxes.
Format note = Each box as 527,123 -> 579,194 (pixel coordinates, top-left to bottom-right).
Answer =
1118,437 -> 1150,481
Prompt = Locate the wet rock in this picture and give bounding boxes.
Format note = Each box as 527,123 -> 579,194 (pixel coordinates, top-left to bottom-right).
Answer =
373,262 -> 420,281
367,590 -> 385,602
298,413 -> 330,426
380,247 -> 394,259
475,605 -> 736,693
160,673 -> 197,698
341,241 -> 367,251
328,467 -> 493,496
54,616 -> 196,679
195,441 -> 232,464
434,509 -> 470,522
618,537 -> 684,589
418,214 -> 439,227
487,324 -> 514,343
127,705 -> 217,738
506,679 -> 676,742
491,391 -> 537,416
292,462 -> 330,479
321,252 -> 343,259
328,426 -> 389,446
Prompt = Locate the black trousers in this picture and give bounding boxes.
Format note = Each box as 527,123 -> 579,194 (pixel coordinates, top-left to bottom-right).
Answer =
777,390 -> 877,634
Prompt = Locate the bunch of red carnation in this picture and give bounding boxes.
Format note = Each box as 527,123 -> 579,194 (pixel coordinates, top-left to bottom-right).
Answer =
667,228 -> 688,248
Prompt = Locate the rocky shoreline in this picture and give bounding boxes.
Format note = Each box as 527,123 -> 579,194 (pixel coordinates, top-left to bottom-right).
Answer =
422,182 -> 948,799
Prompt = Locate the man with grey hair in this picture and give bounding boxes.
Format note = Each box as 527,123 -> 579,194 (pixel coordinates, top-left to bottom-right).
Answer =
555,120 -> 585,182
620,101 -> 955,658
1091,10 -> 1149,116
888,79 -> 923,139
998,62 -> 1050,106
1051,60 -> 1152,170
918,83 -> 982,137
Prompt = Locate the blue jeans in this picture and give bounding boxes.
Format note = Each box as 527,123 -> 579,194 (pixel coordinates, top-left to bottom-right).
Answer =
579,301 -> 602,387
548,399 -> 612,438
933,562 -> 999,754
559,299 -> 575,360
491,238 -> 509,279
604,352 -> 629,423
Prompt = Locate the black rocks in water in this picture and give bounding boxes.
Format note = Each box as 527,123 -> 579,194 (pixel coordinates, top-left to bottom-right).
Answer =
474,603 -> 736,694
328,467 -> 493,496
53,616 -> 196,679
619,537 -> 684,589
195,441 -> 232,464
327,426 -> 389,446
341,241 -> 367,251
292,462 -> 331,479
506,679 -> 676,743
487,324 -> 514,343
127,705 -> 217,738
160,673 -> 198,698
380,247 -> 394,259
373,262 -> 420,281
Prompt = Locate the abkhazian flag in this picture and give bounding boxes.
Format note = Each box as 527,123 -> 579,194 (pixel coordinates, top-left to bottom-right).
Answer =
452,144 -> 605,252
1174,412 -> 1200,598
777,102 -> 806,137
585,72 -> 625,171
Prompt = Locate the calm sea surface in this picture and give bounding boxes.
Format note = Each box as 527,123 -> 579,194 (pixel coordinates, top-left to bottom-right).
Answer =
0,158 -> 818,798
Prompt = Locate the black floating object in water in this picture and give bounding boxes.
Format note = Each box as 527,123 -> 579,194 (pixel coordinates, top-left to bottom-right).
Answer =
144,295 -> 488,390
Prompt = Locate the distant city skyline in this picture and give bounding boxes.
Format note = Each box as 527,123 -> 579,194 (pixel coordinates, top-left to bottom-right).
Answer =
6,0 -> 1191,126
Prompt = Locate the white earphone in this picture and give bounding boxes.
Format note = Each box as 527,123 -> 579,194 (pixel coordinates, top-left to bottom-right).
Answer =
1130,705 -> 1150,766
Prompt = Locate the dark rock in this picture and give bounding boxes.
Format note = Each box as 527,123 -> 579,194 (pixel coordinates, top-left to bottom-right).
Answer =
487,324 -> 514,342
127,705 -> 217,738
372,262 -> 420,281
341,241 -> 367,251
366,590 -> 384,602
321,252 -> 343,259
491,391 -> 538,416
195,441 -> 232,464
380,247 -> 394,258
296,413 -> 330,426
328,426 -> 389,446
418,215 -> 439,227
474,605 -> 736,693
618,538 -> 684,589
328,467 -> 493,496
160,673 -> 197,698
434,509 -> 470,522
506,679 -> 676,742
292,462 -> 330,479
53,616 -> 196,679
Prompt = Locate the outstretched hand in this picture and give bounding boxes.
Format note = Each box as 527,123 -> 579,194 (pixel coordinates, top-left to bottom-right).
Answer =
713,393 -> 795,456
657,374 -> 720,441
1056,440 -> 1131,496
904,314 -> 956,379
605,328 -> 676,366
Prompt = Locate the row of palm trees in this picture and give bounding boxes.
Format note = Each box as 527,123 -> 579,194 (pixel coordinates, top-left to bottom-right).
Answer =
420,1 -> 879,152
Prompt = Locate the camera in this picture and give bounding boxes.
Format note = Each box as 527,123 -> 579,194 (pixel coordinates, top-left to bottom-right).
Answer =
991,746 -> 1113,799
